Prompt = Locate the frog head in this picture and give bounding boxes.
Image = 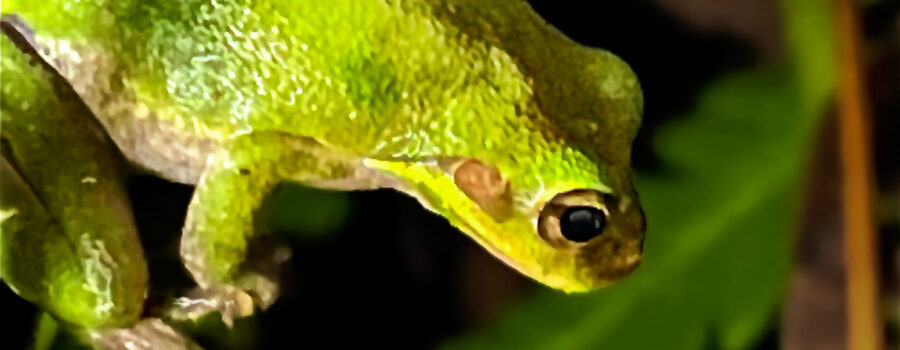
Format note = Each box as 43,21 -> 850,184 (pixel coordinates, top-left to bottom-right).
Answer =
367,147 -> 643,293
364,47 -> 644,292
440,153 -> 645,293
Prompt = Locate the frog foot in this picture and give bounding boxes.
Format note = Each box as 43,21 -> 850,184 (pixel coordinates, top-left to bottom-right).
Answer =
88,318 -> 201,350
166,272 -> 280,328
174,225 -> 292,326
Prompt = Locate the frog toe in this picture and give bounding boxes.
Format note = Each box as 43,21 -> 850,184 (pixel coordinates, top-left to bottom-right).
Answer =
166,273 -> 278,328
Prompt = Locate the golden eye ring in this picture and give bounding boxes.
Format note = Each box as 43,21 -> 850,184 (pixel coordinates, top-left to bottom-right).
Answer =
538,190 -> 610,248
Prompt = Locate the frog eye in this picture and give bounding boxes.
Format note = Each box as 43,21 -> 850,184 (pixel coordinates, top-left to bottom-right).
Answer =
538,190 -> 609,247
559,206 -> 607,242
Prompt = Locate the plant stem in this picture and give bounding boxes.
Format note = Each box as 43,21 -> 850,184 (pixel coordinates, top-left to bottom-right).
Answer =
833,0 -> 883,349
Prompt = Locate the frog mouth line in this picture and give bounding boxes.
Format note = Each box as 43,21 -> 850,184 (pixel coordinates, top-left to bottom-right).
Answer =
363,158 -> 590,291
454,216 -> 588,292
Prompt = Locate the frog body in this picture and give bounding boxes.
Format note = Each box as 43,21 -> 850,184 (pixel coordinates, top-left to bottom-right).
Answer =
1,0 -> 644,346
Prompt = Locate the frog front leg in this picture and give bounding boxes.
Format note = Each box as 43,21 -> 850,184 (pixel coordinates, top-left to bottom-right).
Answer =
174,131 -> 357,324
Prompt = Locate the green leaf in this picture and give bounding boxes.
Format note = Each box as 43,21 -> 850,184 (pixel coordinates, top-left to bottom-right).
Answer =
259,183 -> 351,238
31,313 -> 58,350
779,0 -> 837,116
443,65 -> 825,350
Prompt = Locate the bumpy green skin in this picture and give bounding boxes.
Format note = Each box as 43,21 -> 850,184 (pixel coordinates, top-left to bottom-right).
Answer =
1,0 -> 644,332
0,34 -> 147,328
3,0 -> 640,183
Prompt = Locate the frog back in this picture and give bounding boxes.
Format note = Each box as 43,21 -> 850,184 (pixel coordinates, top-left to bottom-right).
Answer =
4,0 -> 640,190
117,0 -> 550,161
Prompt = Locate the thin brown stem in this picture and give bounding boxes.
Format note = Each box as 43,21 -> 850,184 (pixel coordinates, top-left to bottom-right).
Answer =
833,0 -> 883,349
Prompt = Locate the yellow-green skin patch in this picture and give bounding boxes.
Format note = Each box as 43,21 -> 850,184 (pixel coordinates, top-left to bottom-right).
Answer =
1,0 -> 644,327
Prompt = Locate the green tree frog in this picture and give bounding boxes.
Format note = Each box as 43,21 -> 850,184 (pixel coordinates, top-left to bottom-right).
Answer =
1,0 -> 644,347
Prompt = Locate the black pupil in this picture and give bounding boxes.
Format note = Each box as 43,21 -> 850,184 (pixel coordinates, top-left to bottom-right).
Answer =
560,206 -> 606,242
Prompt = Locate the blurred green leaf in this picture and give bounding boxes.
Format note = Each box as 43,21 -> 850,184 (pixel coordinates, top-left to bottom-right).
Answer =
779,0 -> 837,116
259,183 -> 351,238
31,313 -> 58,350
31,314 -> 90,350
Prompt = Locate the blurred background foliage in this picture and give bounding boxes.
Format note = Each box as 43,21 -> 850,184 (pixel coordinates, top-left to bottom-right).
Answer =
3,0 -> 898,349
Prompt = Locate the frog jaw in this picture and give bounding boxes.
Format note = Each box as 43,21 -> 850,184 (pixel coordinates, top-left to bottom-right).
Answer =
456,188 -> 645,293
454,215 -> 595,293
364,158 -> 599,292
